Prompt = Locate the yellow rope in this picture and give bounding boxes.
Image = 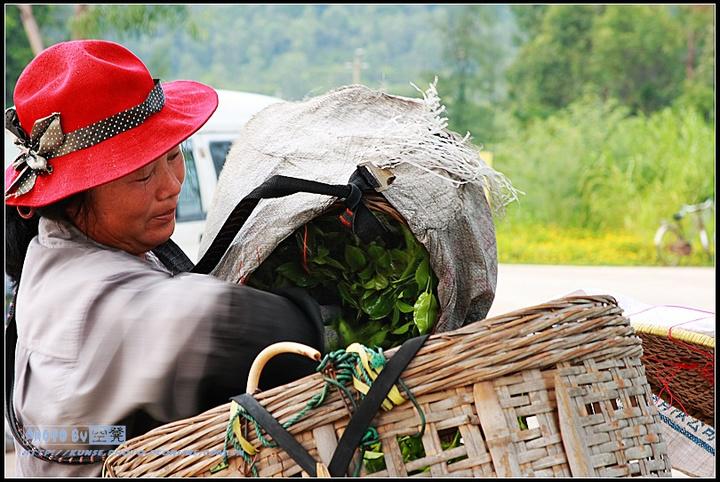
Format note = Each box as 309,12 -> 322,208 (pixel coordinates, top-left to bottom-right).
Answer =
229,401 -> 257,455
346,343 -> 407,410
632,323 -> 715,349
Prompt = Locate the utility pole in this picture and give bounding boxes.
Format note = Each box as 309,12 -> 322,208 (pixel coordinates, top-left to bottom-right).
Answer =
345,48 -> 368,84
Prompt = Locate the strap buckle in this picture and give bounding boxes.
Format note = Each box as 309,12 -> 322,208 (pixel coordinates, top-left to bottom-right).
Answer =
357,161 -> 395,192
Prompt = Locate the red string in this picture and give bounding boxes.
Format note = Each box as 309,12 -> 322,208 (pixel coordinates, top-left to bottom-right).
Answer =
643,353 -> 693,415
667,325 -> 715,386
302,224 -> 310,274
641,318 -> 714,416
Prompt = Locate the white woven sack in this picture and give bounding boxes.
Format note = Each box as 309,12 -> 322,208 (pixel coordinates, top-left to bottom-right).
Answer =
200,82 -> 519,331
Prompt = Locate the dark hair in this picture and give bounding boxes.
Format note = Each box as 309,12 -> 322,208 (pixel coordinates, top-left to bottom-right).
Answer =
5,193 -> 89,287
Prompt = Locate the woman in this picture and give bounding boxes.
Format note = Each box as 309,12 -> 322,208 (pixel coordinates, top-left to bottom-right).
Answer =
5,40 -> 324,477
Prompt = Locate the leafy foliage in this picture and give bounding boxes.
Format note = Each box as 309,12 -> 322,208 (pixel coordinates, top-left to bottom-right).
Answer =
4,5 -> 194,108
505,5 -> 713,121
493,95 -> 715,249
590,6 -> 685,115
4,5 -> 71,106
68,5 -> 195,41
431,5 -> 508,138
506,5 -> 600,121
6,5 -> 714,265
246,209 -> 440,351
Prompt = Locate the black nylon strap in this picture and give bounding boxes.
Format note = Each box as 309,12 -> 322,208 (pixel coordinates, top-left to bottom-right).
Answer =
192,175 -> 360,274
151,237 -> 195,274
230,393 -> 319,477
327,334 -> 429,476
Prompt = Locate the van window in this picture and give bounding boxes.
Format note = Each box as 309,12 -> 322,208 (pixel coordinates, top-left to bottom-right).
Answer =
210,141 -> 233,178
177,140 -> 205,222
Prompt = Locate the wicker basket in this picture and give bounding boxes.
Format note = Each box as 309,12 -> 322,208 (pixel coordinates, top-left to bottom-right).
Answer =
634,324 -> 714,426
103,295 -> 672,477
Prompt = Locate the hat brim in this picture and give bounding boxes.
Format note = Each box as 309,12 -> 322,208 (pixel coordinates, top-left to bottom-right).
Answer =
5,80 -> 219,207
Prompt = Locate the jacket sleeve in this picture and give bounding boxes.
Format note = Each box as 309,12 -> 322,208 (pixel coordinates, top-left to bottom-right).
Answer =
194,283 -> 326,414
70,270 -> 324,428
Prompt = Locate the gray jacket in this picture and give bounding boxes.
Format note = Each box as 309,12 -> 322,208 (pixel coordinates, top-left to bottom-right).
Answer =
11,218 -> 323,477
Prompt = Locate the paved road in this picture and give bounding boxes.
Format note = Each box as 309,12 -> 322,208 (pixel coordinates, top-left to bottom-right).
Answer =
488,264 -> 715,318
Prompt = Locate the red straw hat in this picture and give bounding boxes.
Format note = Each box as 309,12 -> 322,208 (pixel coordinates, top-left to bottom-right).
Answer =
4,39 -> 218,207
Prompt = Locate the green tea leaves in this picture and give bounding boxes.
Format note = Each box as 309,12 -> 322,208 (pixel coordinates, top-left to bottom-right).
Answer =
248,209 -> 439,351
362,291 -> 395,320
413,292 -> 438,334
345,245 -> 367,271
415,258 -> 430,290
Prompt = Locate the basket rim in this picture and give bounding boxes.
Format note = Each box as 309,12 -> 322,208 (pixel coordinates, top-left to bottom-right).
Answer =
633,323 -> 715,349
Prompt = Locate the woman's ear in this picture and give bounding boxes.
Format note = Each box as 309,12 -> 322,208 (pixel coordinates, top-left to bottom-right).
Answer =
64,191 -> 94,233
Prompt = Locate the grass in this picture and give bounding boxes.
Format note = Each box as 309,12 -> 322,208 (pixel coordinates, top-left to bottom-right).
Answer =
495,223 -> 715,267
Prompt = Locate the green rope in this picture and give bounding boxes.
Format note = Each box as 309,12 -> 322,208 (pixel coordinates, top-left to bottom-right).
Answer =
213,344 -> 425,477
211,410 -> 258,476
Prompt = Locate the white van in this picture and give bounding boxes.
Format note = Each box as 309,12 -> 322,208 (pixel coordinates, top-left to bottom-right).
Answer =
173,89 -> 282,260
4,89 -> 283,262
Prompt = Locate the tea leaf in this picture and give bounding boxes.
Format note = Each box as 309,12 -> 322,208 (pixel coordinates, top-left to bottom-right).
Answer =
396,301 -> 415,313
275,262 -> 311,287
368,329 -> 387,347
367,244 -> 385,261
358,263 -> 375,281
363,274 -> 389,291
398,434 -> 424,463
363,451 -> 384,460
363,292 -> 394,320
391,321 -> 413,335
390,249 -> 408,271
249,210 -> 439,350
338,319 -> 356,345
413,292 -> 438,334
376,251 -> 392,272
338,282 -> 359,309
415,258 -> 430,291
399,284 -> 418,300
345,245 -> 367,271
391,306 -> 400,326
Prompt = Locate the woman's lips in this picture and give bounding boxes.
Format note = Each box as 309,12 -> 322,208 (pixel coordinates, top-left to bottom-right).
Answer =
152,208 -> 176,223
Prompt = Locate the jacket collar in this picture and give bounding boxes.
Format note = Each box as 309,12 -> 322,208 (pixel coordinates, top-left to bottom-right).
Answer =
36,217 -> 171,274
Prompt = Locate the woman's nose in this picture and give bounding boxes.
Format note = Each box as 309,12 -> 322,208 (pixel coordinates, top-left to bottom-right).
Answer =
157,159 -> 183,200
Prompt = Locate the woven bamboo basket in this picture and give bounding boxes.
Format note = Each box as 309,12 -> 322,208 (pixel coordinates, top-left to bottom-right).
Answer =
634,323 -> 714,426
103,295 -> 672,477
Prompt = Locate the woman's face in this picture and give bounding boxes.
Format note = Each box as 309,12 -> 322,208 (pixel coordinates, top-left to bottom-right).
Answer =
73,145 -> 185,256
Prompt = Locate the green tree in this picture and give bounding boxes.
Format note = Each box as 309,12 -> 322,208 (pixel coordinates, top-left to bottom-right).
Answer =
5,4 -> 195,106
510,5 -> 547,46
68,5 -> 196,41
590,5 -> 685,114
435,5 -> 507,139
506,5 -> 600,122
507,5 -> 702,120
674,5 -> 715,121
5,5 -> 70,106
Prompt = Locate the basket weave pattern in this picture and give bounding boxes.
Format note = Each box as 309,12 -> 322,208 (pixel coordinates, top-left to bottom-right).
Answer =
635,329 -> 714,425
103,296 -> 672,477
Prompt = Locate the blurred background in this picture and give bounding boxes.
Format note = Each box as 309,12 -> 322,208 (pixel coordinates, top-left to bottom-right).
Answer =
5,4 -> 715,267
